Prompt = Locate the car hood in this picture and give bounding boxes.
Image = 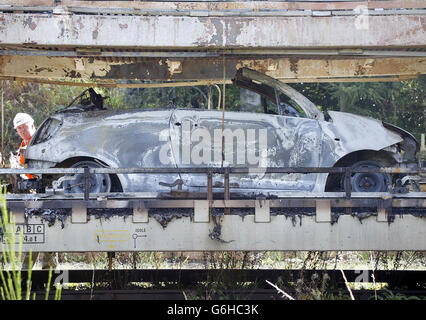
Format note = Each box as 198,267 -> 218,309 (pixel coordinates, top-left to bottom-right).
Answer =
382,122 -> 419,151
321,111 -> 404,156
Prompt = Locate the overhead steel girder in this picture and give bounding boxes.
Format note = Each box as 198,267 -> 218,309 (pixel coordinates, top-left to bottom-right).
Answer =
0,55 -> 424,82
0,12 -> 424,49
2,1 -> 426,11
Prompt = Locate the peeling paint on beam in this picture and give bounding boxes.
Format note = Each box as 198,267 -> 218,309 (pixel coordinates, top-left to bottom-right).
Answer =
0,55 -> 424,81
2,1 -> 426,11
0,13 -> 424,49
0,76 -> 412,87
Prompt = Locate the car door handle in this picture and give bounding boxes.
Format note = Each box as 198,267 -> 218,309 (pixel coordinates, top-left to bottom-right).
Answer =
159,179 -> 183,190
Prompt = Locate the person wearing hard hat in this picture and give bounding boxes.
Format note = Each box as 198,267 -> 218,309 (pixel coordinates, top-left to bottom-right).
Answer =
13,113 -> 58,270
13,113 -> 36,179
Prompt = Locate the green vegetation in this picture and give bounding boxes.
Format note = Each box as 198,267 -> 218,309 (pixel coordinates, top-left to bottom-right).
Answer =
50,250 -> 426,300
0,194 -> 61,300
377,288 -> 423,300
0,195 -> 31,300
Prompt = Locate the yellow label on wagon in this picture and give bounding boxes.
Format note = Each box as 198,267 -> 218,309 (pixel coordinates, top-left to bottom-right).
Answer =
94,230 -> 130,247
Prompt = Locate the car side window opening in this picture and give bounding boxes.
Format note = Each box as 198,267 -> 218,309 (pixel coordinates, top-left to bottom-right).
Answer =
239,86 -> 307,118
277,92 -> 307,118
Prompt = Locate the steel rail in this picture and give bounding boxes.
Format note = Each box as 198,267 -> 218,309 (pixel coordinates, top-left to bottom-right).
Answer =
0,166 -> 423,175
1,6 -> 425,17
2,166 -> 423,202
1,49 -> 426,58
4,191 -> 426,199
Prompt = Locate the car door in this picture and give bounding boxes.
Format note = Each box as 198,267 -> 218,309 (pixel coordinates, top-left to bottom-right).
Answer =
169,109 -> 322,192
113,109 -> 181,192
169,68 -> 324,192
230,68 -> 324,191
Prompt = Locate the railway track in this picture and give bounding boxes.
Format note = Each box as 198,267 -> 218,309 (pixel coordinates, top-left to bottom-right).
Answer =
33,289 -> 426,300
24,269 -> 426,295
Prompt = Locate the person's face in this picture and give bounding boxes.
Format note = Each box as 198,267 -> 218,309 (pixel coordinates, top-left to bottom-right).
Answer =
16,123 -> 33,141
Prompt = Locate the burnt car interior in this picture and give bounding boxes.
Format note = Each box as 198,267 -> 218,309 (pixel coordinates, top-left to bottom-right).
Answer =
232,68 -> 307,117
52,68 -> 311,118
58,88 -> 108,113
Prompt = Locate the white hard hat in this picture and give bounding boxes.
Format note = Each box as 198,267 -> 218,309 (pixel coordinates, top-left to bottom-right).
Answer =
13,113 -> 34,129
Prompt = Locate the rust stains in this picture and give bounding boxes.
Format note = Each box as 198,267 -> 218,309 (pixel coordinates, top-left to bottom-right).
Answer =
166,59 -> 183,77
236,60 -> 274,74
63,69 -> 82,79
354,64 -> 366,76
289,57 -> 299,74
25,64 -> 54,75
354,59 -> 375,76
23,17 -> 37,31
0,56 -> 10,73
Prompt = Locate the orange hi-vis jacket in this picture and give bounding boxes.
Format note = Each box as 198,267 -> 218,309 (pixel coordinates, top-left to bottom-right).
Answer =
18,140 -> 35,179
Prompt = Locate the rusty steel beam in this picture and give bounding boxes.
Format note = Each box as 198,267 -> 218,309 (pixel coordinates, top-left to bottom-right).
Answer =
0,76 -> 415,86
0,12 -> 424,49
0,55 -> 424,81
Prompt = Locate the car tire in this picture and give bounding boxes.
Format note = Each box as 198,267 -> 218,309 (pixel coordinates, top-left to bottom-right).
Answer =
63,160 -> 111,194
348,160 -> 390,193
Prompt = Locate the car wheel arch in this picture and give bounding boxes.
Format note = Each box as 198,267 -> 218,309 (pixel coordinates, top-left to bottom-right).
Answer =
324,149 -> 396,192
55,156 -> 123,192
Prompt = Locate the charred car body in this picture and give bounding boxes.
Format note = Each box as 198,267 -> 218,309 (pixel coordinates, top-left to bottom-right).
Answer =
25,69 -> 419,195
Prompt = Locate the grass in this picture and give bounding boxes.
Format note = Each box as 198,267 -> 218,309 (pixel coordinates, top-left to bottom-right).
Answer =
9,248 -> 423,300
0,194 -> 61,300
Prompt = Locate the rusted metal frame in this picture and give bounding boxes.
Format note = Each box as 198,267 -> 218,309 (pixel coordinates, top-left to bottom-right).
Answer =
344,167 -> 352,199
224,167 -> 230,214
0,50 -> 221,58
1,166 -> 422,204
84,167 -> 89,201
0,76 -> 234,89
0,166 -> 421,175
0,75 -> 416,87
5,191 -> 425,201
2,49 -> 425,58
344,167 -> 352,214
5,198 -> 424,211
1,56 -> 424,84
207,169 -> 213,201
1,167 -> 423,207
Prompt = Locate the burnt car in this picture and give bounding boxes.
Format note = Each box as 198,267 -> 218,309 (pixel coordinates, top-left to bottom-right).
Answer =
25,68 -> 419,195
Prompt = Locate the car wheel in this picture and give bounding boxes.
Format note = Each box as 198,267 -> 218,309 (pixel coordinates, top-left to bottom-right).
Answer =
63,160 -> 111,194
349,160 -> 390,192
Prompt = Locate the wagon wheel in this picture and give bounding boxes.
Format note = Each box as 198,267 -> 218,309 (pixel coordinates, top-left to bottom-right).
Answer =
348,160 -> 391,193
63,160 -> 111,194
